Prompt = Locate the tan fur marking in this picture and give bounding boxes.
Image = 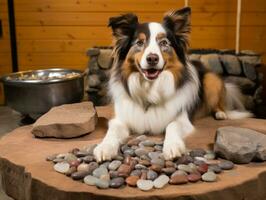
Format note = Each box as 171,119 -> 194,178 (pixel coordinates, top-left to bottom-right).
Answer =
138,33 -> 146,41
203,73 -> 225,114
162,50 -> 184,85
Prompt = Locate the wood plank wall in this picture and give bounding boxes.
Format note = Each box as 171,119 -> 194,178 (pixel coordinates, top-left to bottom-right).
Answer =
0,0 -> 12,104
0,0 -> 266,104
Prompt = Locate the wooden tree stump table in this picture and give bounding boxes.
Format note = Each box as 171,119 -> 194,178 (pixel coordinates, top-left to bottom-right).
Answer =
0,106 -> 266,200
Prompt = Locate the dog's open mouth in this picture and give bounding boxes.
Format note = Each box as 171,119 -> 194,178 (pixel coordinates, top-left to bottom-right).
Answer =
141,68 -> 163,80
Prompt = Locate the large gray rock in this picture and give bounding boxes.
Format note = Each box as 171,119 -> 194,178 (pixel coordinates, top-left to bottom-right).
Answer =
220,55 -> 242,75
214,126 -> 266,164
200,54 -> 223,74
32,102 -> 97,138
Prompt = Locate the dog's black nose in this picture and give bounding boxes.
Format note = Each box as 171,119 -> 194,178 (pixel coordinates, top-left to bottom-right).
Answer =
146,53 -> 159,66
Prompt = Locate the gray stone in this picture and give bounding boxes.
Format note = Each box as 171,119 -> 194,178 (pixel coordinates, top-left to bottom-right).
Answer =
189,54 -> 201,61
177,164 -> 193,173
147,170 -> 158,180
214,126 -> 266,164
87,48 -> 100,56
95,179 -> 109,189
32,102 -> 97,138
108,160 -> 122,171
171,170 -> 188,177
87,162 -> 99,174
218,160 -> 234,170
109,177 -> 125,188
151,158 -> 165,167
92,166 -> 108,178
202,171 -> 217,182
153,175 -> 169,189
208,165 -> 222,174
77,163 -> 90,172
88,74 -> 101,87
221,55 -> 241,75
97,49 -> 112,69
84,175 -> 98,186
54,162 -> 70,174
189,148 -> 206,157
135,148 -> 149,157
238,55 -> 262,66
136,179 -> 154,191
242,62 -> 257,81
148,152 -> 161,160
135,164 -> 147,170
140,140 -> 155,147
130,169 -> 142,177
71,171 -> 90,180
204,153 -> 216,160
123,148 -> 135,156
136,135 -> 147,141
224,76 -> 256,91
200,54 -> 223,74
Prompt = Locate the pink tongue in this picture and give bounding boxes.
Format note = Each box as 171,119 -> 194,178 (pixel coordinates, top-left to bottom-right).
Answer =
144,70 -> 160,79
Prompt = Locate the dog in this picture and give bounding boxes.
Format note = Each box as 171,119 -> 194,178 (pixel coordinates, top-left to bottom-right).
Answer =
93,7 -> 253,162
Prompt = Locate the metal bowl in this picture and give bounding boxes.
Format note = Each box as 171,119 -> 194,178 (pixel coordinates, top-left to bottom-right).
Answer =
0,68 -> 84,116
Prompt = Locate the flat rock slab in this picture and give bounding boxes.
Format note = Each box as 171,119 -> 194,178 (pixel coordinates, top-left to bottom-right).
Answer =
1,106 -> 266,200
214,126 -> 266,164
31,102 -> 97,138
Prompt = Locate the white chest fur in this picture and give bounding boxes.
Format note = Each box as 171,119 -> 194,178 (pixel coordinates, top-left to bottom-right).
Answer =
110,64 -> 199,135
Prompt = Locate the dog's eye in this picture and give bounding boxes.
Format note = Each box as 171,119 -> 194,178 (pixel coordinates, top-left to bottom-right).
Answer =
136,40 -> 144,47
159,40 -> 168,47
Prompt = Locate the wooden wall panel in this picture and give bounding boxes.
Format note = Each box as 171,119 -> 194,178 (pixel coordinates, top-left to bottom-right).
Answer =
0,0 -> 12,104
1,0 -> 266,103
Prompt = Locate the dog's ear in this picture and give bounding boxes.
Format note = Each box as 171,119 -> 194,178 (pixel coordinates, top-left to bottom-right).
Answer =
162,7 -> 191,48
108,13 -> 138,60
108,13 -> 139,40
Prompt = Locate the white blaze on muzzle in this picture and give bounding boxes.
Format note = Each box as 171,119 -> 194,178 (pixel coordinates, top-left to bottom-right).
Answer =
140,22 -> 166,70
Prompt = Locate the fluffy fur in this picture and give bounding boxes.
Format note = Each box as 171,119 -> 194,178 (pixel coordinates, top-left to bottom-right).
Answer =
93,7 -> 252,162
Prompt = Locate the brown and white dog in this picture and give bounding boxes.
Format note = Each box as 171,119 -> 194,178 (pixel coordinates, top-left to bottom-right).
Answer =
93,7 -> 252,162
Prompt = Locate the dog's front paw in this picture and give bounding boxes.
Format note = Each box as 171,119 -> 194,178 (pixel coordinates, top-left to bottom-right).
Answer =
215,111 -> 228,120
163,138 -> 186,160
93,141 -> 119,162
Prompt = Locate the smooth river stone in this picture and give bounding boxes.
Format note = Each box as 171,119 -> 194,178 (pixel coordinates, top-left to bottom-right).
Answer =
187,173 -> 201,182
204,153 -> 216,160
208,164 -> 222,174
54,162 -> 70,174
162,167 -> 176,175
140,170 -> 148,180
95,179 -> 109,189
117,164 -> 132,177
149,164 -> 162,173
169,174 -> 188,185
151,158 -> 165,167
109,177 -> 125,188
137,180 -> 154,191
64,153 -> 77,163
71,171 -> 90,180
176,155 -> 194,165
138,159 -> 150,166
108,160 -> 122,171
124,148 -> 135,156
92,166 -> 108,178
135,148 -> 149,157
148,152 -> 161,160
69,160 -> 80,168
190,148 -> 206,157
197,163 -> 209,174
46,154 -> 57,161
177,164 -> 193,173
126,176 -> 140,187
109,170 -> 119,178
127,138 -> 141,146
202,171 -> 217,182
154,145 -> 163,151
65,166 -> 77,176
140,140 -> 155,147
165,160 -> 175,168
218,160 -> 234,170
136,135 -> 147,141
83,155 -> 94,163
171,170 -> 188,178
130,169 -> 142,177
84,175 -> 98,186
135,164 -> 147,170
147,170 -> 158,181
87,162 -> 99,174
153,175 -> 169,189
77,163 -> 90,172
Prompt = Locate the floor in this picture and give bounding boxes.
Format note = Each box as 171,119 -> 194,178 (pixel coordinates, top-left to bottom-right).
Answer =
0,106 -> 22,200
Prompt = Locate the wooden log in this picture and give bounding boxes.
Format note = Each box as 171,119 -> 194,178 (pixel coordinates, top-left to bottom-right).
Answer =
0,106 -> 266,200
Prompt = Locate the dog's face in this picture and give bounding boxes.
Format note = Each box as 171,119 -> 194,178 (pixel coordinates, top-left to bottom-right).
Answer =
109,7 -> 191,82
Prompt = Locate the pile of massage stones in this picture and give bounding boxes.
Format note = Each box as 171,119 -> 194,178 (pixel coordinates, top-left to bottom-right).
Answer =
46,135 -> 235,190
